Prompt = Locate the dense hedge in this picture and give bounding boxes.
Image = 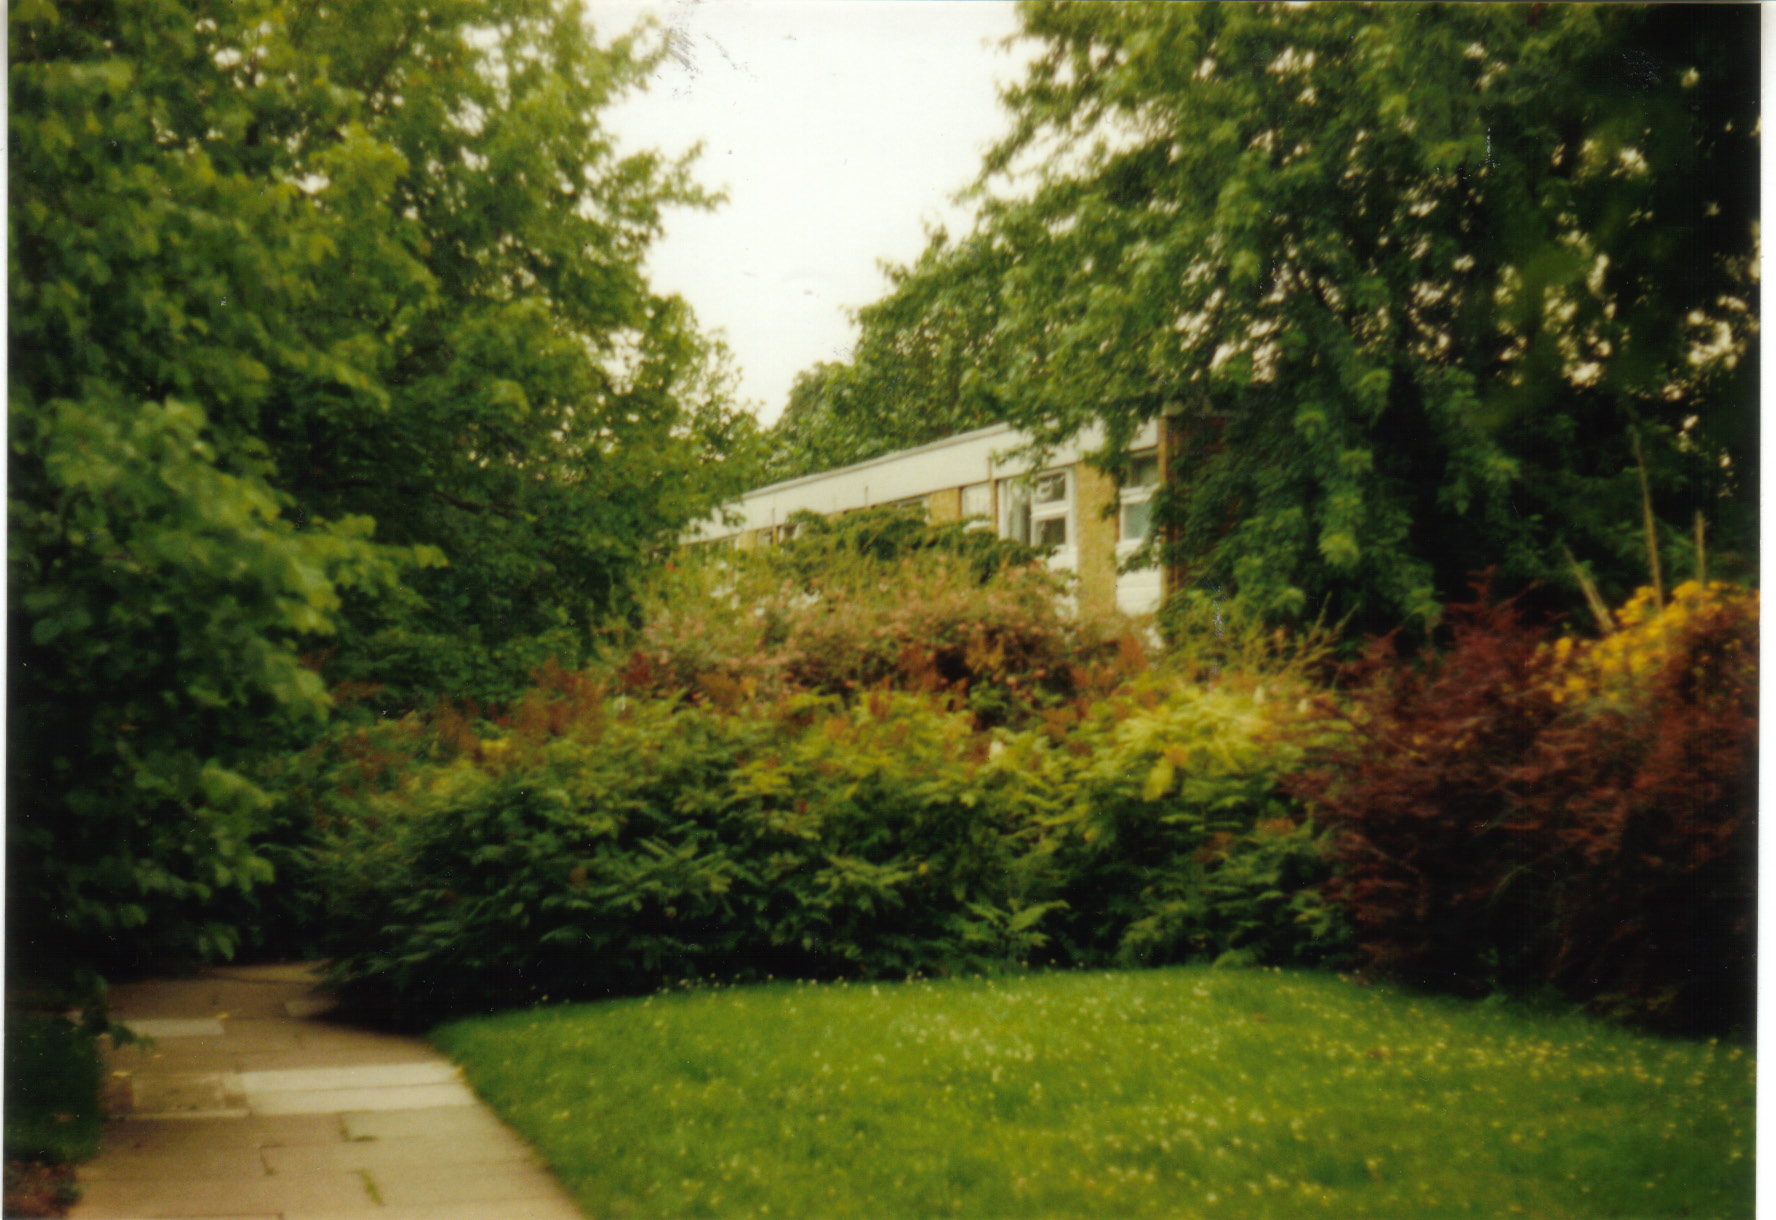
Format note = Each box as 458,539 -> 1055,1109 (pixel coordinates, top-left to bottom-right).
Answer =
309,669 -> 1341,1023
289,534 -> 1754,1037
1290,580 -> 1757,1035
621,514 -> 1140,727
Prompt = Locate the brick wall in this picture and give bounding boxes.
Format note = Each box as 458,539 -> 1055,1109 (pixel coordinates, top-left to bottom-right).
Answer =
1074,463 -> 1121,620
925,486 -> 962,526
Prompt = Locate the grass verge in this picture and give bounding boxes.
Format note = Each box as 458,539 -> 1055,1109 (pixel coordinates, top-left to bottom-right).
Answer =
4,1013 -> 104,1217
434,966 -> 1752,1219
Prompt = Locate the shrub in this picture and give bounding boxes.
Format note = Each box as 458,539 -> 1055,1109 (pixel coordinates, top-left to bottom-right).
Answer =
1035,674 -> 1349,970
615,522 -> 1141,726
1288,586 -> 1562,996
1519,582 -> 1757,1032
774,504 -> 1047,585
310,652 -> 1353,1021
312,689 -> 1063,1022
4,1014 -> 102,1168
1290,579 -> 1756,1034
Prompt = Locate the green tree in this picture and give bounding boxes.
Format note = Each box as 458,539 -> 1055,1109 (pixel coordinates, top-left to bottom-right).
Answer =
850,3 -> 1758,634
251,4 -> 761,705
769,227 -> 1014,481
9,0 -> 753,980
767,360 -> 860,482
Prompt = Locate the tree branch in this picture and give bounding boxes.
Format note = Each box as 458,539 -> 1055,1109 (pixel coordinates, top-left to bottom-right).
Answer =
310,478 -> 521,519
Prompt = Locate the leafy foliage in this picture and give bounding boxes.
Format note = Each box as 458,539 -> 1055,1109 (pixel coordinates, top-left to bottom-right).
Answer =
9,0 -> 753,978
313,689 -> 1064,1021
3,1014 -> 103,1169
309,654 -> 1344,1022
798,2 -> 1758,635
767,229 -> 1015,481
621,512 -> 1135,727
10,0 -> 410,974
772,505 -> 1047,585
1041,677 -> 1347,971
911,685 -> 1337,985
1291,580 -> 1756,1034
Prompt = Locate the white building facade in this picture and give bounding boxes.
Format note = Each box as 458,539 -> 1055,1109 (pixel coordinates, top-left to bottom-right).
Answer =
692,420 -> 1168,618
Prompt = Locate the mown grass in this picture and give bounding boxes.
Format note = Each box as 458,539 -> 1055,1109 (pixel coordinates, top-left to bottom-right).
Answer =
434,967 -> 1753,1219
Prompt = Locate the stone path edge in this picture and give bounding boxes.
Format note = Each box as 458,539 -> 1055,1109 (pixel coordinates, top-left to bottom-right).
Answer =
67,963 -> 586,1220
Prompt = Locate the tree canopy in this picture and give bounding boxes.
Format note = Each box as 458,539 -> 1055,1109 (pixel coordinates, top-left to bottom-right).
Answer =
9,0 -> 756,978
786,2 -> 1758,635
768,228 -> 1014,482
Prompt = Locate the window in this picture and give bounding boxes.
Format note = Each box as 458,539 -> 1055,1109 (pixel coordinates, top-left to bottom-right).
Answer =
1000,468 -> 1073,551
960,482 -> 992,526
1030,469 -> 1071,548
999,480 -> 1029,543
1120,451 -> 1160,544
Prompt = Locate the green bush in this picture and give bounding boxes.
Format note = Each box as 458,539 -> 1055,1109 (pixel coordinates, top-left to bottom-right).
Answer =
4,1014 -> 102,1167
311,658 -> 1349,1022
773,505 -> 1048,585
616,516 -> 1142,727
314,689 -> 1065,1021
1033,675 -> 1349,970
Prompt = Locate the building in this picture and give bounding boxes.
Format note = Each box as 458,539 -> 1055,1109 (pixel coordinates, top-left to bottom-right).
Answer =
690,419 -> 1171,618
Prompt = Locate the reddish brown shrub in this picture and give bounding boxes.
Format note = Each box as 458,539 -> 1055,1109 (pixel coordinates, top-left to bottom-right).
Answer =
1290,580 -> 1756,1034
1289,584 -> 1565,997
1515,598 -> 1756,1032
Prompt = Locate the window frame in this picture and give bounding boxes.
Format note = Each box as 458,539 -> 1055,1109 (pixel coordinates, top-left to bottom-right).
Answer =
1029,467 -> 1073,550
960,481 -> 993,529
1118,450 -> 1160,548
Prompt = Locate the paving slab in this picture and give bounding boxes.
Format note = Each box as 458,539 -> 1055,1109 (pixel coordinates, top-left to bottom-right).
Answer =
92,1114 -> 349,1157
259,1129 -> 537,1176
209,962 -> 333,985
108,1039 -> 292,1075
288,1199 -> 585,1220
241,1062 -> 463,1092
231,1043 -> 446,1072
370,1158 -> 582,1210
338,1105 -> 523,1143
124,1024 -> 309,1060
74,1167 -> 377,1218
79,1143 -> 270,1183
246,1080 -> 480,1115
286,995 -> 340,1019
120,1017 -> 228,1039
122,1069 -> 248,1119
104,976 -> 313,1021
69,963 -> 586,1220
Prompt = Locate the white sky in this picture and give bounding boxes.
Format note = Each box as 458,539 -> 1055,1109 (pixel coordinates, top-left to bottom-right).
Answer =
594,0 -> 1033,425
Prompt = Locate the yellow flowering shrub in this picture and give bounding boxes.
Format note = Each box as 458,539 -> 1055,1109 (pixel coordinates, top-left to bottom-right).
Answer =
1295,576 -> 1756,1033
1546,580 -> 1758,705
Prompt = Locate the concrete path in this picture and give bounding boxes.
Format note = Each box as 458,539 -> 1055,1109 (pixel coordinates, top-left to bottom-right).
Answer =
68,963 -> 585,1220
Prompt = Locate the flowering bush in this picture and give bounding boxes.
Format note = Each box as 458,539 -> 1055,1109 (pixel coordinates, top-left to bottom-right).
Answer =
1291,579 -> 1756,1034
1547,579 -> 1756,705
1523,582 -> 1757,1031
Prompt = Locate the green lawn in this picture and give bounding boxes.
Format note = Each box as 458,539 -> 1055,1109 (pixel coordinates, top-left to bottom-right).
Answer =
433,967 -> 1753,1219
